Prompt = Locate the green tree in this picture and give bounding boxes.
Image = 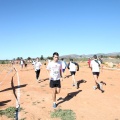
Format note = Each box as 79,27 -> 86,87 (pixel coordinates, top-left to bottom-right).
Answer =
116,55 -> 120,58
27,57 -> 31,60
40,55 -> 44,60
1,60 -> 6,64
16,57 -> 21,60
47,56 -> 53,60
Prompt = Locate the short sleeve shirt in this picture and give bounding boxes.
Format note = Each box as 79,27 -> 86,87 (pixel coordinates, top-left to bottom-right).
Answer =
47,61 -> 62,81
90,60 -> 101,72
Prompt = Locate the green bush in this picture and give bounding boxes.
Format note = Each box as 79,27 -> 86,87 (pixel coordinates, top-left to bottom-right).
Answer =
51,109 -> 76,120
0,107 -> 22,118
1,61 -> 6,64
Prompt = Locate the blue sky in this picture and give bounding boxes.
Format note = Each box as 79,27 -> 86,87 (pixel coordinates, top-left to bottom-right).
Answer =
0,0 -> 120,59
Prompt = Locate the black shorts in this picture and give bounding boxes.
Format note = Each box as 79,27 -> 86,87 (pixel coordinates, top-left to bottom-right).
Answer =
70,71 -> 76,75
50,80 -> 61,88
92,72 -> 100,76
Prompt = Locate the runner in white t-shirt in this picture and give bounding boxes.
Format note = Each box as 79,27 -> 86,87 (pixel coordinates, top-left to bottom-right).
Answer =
90,55 -> 104,92
20,59 -> 24,69
68,59 -> 79,88
61,58 -> 67,80
34,58 -> 42,82
47,52 -> 62,108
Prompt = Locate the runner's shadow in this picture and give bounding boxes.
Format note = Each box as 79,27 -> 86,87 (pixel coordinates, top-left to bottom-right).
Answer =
100,81 -> 106,85
65,75 -> 71,78
0,100 -> 11,106
11,77 -> 17,100
38,78 -> 49,83
20,69 -> 34,71
57,90 -> 82,106
77,79 -> 87,89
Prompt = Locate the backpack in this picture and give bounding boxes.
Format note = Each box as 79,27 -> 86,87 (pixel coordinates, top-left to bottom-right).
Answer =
94,60 -> 100,67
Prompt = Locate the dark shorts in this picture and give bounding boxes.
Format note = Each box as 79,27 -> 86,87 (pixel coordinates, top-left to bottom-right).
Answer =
92,72 -> 100,76
70,71 -> 76,75
50,80 -> 61,88
62,69 -> 65,73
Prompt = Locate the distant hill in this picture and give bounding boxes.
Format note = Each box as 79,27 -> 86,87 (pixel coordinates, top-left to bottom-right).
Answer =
60,52 -> 120,59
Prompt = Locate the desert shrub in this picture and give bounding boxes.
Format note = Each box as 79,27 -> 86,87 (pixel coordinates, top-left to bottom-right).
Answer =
51,109 -> 76,120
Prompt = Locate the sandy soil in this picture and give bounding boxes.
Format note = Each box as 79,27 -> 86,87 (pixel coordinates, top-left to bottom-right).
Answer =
0,63 -> 120,120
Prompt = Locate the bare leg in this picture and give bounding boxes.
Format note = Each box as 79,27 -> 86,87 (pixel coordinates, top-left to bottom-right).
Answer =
93,75 -> 104,91
72,75 -> 77,88
51,88 -> 57,102
56,88 -> 61,94
93,75 -> 99,86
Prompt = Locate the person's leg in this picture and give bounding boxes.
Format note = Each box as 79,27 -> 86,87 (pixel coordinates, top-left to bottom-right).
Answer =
50,80 -> 57,108
72,75 -> 75,84
62,69 -> 66,80
56,87 -> 61,94
51,88 -> 57,102
93,75 -> 98,86
36,70 -> 39,80
37,69 -> 40,80
72,73 -> 77,87
51,87 -> 57,108
93,73 -> 103,91
96,74 -> 104,91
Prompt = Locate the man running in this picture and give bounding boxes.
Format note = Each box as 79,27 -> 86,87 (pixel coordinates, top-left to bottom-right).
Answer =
47,52 -> 62,108
20,59 -> 24,69
88,58 -> 91,68
61,58 -> 67,79
90,55 -> 104,92
68,59 -> 79,88
34,58 -> 42,82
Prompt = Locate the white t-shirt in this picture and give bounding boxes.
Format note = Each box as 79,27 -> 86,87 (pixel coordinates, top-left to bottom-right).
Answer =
61,61 -> 66,69
69,62 -> 76,72
20,60 -> 23,65
48,59 -> 51,63
47,61 -> 62,81
34,62 -> 42,71
32,61 -> 35,65
90,59 -> 101,72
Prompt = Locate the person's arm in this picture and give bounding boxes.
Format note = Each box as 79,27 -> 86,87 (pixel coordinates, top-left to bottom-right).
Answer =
90,61 -> 92,70
65,61 -> 68,69
67,62 -> 70,69
100,63 -> 103,72
75,62 -> 79,71
60,64 -> 63,81
46,63 -> 51,80
40,62 -> 42,69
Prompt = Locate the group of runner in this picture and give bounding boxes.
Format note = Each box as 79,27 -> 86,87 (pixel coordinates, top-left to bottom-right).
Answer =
32,52 -> 104,108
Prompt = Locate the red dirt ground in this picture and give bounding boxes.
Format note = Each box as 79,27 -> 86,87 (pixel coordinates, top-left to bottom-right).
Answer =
0,63 -> 120,120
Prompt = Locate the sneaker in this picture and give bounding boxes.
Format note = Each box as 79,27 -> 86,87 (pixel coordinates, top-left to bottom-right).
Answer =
72,84 -> 75,86
93,86 -> 97,90
101,90 -> 105,93
53,103 -> 57,108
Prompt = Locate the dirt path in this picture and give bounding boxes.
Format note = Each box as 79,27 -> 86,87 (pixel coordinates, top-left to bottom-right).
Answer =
0,64 -> 120,120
